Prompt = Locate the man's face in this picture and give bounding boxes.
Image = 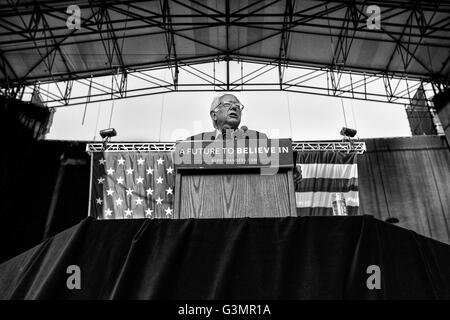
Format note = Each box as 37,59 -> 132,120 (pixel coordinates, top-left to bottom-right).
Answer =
211,94 -> 242,131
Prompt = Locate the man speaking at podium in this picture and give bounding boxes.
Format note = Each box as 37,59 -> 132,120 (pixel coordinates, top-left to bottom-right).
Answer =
187,94 -> 268,140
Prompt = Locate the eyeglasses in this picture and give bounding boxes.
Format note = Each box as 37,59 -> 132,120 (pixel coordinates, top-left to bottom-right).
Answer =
215,102 -> 244,112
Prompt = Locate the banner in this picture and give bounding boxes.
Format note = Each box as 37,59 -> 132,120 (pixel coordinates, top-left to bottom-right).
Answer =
174,139 -> 293,176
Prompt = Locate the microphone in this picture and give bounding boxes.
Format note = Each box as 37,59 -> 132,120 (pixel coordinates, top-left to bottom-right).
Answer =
240,126 -> 249,139
222,128 -> 228,140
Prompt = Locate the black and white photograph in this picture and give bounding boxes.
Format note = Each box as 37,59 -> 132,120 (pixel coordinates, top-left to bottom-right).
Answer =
0,0 -> 450,308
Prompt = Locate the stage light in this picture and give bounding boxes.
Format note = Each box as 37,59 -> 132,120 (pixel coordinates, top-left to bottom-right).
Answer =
100,128 -> 117,151
385,217 -> 400,224
340,127 -> 357,138
100,128 -> 117,139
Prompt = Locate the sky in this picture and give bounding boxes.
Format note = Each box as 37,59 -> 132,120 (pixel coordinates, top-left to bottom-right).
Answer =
45,89 -> 412,142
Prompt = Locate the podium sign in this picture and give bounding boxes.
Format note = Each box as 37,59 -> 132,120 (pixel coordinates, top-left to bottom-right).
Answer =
173,139 -> 297,218
174,139 -> 293,175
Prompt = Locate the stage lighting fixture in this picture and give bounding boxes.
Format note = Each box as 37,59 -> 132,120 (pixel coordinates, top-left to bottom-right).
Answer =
385,217 -> 400,224
100,128 -> 117,151
340,127 -> 357,138
100,128 -> 117,139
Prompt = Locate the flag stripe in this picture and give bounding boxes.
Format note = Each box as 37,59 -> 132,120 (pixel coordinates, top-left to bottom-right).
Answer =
297,163 -> 358,179
296,151 -> 357,164
295,191 -> 359,207
297,206 -> 359,216
296,177 -> 358,193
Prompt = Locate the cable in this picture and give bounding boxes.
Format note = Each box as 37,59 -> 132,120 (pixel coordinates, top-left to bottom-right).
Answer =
107,68 -> 119,129
340,98 -> 348,128
158,94 -> 165,142
81,76 -> 92,125
93,102 -> 101,141
103,4 -> 128,131
93,76 -> 107,141
120,5 -> 130,54
324,3 -> 336,59
350,98 -> 359,139
158,68 -> 168,142
285,92 -> 294,139
108,99 -> 115,129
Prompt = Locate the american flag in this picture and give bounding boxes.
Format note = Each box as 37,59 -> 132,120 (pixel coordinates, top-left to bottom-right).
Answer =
295,151 -> 359,216
90,152 -> 175,219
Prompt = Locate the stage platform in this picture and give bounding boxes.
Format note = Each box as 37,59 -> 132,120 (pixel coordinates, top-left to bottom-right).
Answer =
1,215 -> 449,299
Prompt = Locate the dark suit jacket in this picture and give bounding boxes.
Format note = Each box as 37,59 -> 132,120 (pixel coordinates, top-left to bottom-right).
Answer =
186,129 -> 268,141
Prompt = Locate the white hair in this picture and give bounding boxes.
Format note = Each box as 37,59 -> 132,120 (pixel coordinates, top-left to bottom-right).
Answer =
210,95 -> 222,112
209,94 -> 242,129
210,95 -> 222,129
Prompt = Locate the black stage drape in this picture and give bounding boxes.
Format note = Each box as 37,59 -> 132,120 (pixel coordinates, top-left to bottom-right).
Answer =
0,97 -> 90,264
0,139 -> 89,264
358,136 -> 450,244
1,216 -> 450,299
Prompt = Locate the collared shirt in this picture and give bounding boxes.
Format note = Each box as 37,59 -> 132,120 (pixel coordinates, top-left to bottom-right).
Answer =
215,128 -> 239,140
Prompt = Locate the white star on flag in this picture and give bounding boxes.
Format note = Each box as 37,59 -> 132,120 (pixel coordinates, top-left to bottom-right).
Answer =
125,208 -> 133,217
93,152 -> 176,220
165,207 -> 173,216
145,208 -> 153,218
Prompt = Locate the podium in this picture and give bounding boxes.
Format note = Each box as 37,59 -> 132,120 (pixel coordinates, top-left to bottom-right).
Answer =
173,139 -> 297,218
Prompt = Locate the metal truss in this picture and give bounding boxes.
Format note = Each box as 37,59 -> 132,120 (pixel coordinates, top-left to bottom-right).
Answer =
291,141 -> 366,153
86,142 -> 177,153
0,0 -> 449,106
86,141 -> 366,154
10,59 -> 440,107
